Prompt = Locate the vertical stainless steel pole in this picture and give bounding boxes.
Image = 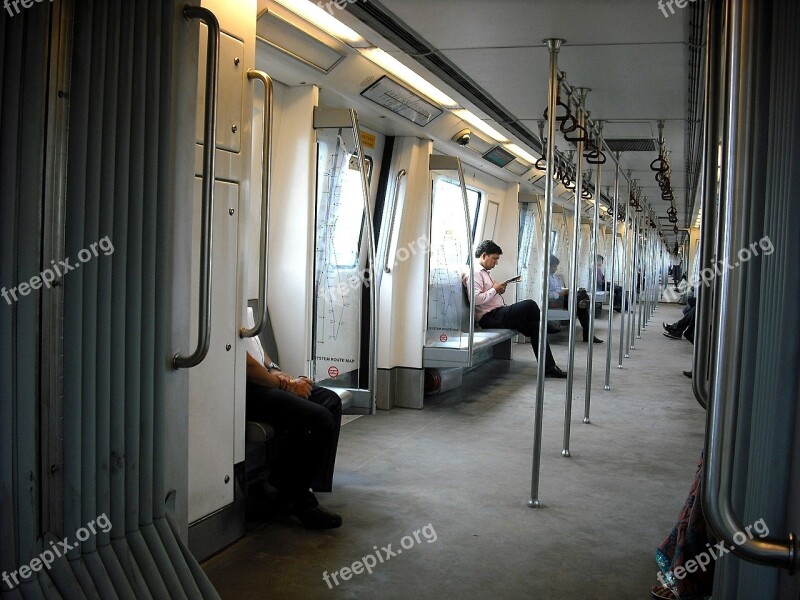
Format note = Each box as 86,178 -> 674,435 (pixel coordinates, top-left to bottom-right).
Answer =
530,38 -> 564,508
627,210 -> 639,353
642,219 -> 649,328
636,213 -> 645,338
562,90 -> 587,456
641,217 -> 649,330
582,123 -> 602,424
603,156 -> 622,388
617,174 -> 631,368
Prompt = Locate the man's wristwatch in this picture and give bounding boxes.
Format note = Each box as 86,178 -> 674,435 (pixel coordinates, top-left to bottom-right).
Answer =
267,362 -> 279,372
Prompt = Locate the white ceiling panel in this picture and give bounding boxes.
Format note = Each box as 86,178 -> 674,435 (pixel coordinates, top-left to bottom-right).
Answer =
340,0 -> 696,242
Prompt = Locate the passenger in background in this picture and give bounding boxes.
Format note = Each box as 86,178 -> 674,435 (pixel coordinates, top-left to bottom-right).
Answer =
465,240 -> 567,378
244,309 -> 343,529
596,254 -> 606,291
548,255 -> 603,344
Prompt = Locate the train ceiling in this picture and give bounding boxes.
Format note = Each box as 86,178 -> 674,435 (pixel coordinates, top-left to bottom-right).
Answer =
337,0 -> 699,247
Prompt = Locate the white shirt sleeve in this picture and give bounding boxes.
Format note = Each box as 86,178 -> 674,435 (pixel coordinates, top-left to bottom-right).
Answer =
243,307 -> 266,366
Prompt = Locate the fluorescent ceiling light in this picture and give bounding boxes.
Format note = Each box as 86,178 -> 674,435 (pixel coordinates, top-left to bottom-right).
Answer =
504,143 -> 538,165
452,109 -> 509,143
272,0 -> 368,46
358,47 -> 459,108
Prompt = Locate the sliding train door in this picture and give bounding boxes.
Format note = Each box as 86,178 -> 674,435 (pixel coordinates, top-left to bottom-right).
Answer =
311,109 -> 380,412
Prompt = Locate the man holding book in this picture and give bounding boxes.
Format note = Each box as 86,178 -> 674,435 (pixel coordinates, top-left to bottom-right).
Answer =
463,239 -> 567,378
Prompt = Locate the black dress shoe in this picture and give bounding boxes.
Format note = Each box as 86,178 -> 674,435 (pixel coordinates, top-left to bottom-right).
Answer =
683,370 -> 692,379
544,365 -> 567,378
592,336 -> 603,344
663,330 -> 682,340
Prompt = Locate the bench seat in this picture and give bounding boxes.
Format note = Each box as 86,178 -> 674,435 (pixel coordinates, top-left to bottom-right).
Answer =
423,328 -> 515,368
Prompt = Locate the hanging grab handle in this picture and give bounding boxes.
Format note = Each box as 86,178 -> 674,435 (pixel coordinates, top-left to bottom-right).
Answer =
173,5 -> 220,370
241,69 -> 274,338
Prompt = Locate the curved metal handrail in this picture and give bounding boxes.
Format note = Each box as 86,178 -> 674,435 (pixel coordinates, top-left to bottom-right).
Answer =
241,69 -> 274,339
702,0 -> 796,572
692,0 -> 721,412
383,169 -> 407,274
174,5 -> 220,370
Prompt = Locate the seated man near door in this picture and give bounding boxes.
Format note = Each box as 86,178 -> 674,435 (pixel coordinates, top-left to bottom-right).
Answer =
465,240 -> 567,378
548,255 -> 603,343
244,308 -> 343,529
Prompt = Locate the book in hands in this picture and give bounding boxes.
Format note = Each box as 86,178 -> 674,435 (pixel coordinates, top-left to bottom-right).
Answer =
503,275 -> 522,284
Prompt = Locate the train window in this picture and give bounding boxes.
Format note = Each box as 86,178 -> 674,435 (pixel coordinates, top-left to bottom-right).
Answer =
432,178 -> 482,238
316,138 -> 372,269
551,229 -> 560,254
330,155 -> 372,268
426,176 -> 482,346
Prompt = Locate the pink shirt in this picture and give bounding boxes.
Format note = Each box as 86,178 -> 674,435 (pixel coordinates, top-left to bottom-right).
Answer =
466,266 -> 505,323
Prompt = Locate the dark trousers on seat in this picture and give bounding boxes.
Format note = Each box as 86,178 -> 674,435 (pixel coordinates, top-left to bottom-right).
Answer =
553,291 -> 592,341
479,299 -> 557,369
246,383 -> 342,496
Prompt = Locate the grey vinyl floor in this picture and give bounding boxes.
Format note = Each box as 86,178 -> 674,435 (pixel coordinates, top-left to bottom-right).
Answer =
203,303 -> 704,599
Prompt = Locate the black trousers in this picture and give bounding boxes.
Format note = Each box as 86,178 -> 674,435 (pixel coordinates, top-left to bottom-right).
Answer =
479,299 -> 557,369
553,291 -> 592,341
246,383 -> 342,496
672,305 -> 696,332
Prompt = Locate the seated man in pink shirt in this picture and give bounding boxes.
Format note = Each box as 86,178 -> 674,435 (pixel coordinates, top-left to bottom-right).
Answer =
465,240 -> 567,378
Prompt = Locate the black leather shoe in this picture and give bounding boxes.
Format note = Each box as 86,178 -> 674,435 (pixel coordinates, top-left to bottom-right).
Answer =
683,370 -> 692,379
545,365 -> 567,378
592,336 -> 603,344
663,330 -> 682,340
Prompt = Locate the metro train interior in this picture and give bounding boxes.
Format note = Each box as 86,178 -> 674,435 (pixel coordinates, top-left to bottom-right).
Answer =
2,0 -> 800,598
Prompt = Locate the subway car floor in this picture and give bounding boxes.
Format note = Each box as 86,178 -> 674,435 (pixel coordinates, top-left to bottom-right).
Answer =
203,302 -> 704,599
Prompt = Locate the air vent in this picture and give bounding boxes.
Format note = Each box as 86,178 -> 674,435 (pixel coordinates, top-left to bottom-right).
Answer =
572,138 -> 657,152
344,1 -> 542,152
505,161 -> 530,176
